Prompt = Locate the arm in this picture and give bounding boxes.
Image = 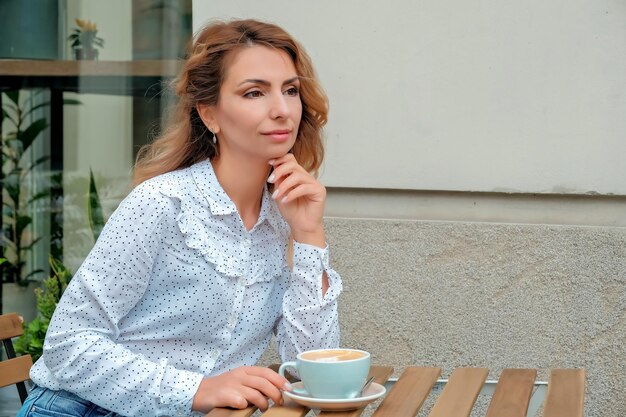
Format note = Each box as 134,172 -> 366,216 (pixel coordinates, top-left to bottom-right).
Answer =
41,184 -> 203,417
275,241 -> 342,360
268,155 -> 343,360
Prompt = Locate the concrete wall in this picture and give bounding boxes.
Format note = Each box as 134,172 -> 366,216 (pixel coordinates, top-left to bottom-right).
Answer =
261,218 -> 626,416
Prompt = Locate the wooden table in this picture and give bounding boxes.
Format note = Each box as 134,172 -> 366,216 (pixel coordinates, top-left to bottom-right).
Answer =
206,366 -> 585,417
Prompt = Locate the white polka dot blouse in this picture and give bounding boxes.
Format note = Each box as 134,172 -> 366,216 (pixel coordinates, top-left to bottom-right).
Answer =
29,159 -> 342,417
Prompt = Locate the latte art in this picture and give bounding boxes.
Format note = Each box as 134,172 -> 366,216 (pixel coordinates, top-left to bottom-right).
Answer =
280,348 -> 371,399
301,349 -> 367,362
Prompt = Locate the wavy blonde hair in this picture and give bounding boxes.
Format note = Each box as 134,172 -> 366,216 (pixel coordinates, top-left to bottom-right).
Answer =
133,19 -> 329,186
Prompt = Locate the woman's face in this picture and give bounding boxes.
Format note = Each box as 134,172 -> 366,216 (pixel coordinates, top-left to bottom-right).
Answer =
201,45 -> 303,164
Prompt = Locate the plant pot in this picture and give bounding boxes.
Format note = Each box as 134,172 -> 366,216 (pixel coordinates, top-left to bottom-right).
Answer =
73,47 -> 99,61
2,282 -> 39,323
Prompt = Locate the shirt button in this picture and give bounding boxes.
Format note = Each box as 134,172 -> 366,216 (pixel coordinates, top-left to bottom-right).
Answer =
243,238 -> 252,247
228,313 -> 237,327
237,277 -> 246,286
210,349 -> 220,359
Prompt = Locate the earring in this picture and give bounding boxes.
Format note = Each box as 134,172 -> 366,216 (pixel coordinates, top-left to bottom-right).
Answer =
210,130 -> 216,145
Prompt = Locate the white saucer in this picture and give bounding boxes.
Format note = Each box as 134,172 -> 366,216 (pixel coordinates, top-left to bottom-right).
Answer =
283,382 -> 386,411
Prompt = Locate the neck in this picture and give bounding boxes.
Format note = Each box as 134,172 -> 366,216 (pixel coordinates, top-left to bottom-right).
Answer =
211,153 -> 271,230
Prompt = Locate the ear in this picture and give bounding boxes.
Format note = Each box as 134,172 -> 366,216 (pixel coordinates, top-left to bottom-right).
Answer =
196,104 -> 220,134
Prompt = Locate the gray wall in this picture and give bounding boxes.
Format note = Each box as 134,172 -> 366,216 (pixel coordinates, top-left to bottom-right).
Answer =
261,218 -> 626,416
195,0 -> 626,195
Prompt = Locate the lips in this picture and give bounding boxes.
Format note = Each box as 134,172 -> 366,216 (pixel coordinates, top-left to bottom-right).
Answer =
262,129 -> 292,142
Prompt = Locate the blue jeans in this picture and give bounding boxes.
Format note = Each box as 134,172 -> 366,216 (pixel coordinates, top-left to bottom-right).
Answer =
17,385 -> 121,417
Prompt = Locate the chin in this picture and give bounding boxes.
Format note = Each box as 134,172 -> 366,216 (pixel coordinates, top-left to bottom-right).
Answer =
270,144 -> 295,159
268,151 -> 291,160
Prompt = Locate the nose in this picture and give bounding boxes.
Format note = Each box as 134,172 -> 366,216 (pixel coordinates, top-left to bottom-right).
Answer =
269,93 -> 291,120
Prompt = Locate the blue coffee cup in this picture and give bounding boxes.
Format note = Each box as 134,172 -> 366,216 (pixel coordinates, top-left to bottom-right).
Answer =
279,348 -> 370,399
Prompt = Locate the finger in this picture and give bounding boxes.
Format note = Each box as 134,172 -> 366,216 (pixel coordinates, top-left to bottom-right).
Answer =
280,183 -> 324,204
240,386 -> 270,411
243,375 -> 284,406
272,172 -> 313,201
222,391 -> 248,409
268,160 -> 304,185
243,367 -> 291,390
268,157 -> 310,182
269,153 -> 297,166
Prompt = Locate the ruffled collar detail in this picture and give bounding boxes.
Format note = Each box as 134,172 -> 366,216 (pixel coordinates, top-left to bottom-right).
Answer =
158,160 -> 289,282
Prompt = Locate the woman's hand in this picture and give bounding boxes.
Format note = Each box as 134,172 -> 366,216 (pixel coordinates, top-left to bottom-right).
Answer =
268,154 -> 326,248
191,366 -> 291,412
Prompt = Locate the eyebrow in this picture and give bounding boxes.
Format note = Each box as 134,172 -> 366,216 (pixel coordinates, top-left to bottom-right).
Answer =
238,76 -> 300,87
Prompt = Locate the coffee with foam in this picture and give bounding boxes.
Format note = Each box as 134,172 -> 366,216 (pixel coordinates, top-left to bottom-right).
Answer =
280,348 -> 371,399
301,349 -> 367,362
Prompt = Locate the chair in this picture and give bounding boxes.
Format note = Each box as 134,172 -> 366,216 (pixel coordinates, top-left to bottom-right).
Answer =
0,312 -> 33,403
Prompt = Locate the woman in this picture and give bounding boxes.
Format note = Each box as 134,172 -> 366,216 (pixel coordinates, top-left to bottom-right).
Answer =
18,19 -> 341,417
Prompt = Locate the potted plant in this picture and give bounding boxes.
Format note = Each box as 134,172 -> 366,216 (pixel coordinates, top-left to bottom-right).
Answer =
0,90 -> 80,318
1,90 -> 50,320
1,90 -> 80,317
68,19 -> 104,60
13,255 -> 72,361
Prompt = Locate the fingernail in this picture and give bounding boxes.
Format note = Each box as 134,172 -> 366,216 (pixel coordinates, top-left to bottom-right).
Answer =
284,382 -> 293,391
272,189 -> 279,200
281,196 -> 288,203
268,159 -> 275,165
267,174 -> 275,183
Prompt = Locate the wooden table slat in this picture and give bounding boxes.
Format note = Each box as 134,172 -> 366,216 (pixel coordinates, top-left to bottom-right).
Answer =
205,408 -> 257,417
543,368 -> 585,417
258,399 -> 309,417
371,367 -> 441,417
428,367 -> 489,417
484,368 -> 537,417
206,366 -> 586,417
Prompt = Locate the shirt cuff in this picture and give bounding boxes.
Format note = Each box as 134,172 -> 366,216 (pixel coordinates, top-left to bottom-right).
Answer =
159,366 -> 204,417
292,242 -> 343,306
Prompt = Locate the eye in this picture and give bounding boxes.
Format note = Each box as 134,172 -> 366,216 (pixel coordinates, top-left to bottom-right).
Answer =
244,90 -> 263,98
284,87 -> 299,96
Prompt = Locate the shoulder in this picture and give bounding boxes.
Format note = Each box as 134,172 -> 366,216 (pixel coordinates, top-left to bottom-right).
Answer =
118,167 -> 197,218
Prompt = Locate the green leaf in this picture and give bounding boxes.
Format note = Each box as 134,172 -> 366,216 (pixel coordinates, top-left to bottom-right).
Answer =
23,268 -> 45,280
27,189 -> 52,206
49,255 -> 71,279
16,214 -> 33,237
5,90 -> 19,106
2,108 -> 17,126
18,118 -> 49,153
3,170 -> 22,205
30,338 -> 43,349
27,320 -> 42,333
88,169 -> 105,242
24,155 -> 51,176
1,236 -> 17,251
63,98 -> 82,106
22,237 -> 44,251
23,102 -> 51,119
2,100 -> 19,114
